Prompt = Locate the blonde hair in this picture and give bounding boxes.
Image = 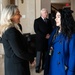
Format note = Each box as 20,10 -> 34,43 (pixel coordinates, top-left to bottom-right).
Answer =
0,4 -> 18,37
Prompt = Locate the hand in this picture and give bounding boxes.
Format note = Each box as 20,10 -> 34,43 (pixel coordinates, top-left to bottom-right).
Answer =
30,59 -> 36,67
45,34 -> 50,39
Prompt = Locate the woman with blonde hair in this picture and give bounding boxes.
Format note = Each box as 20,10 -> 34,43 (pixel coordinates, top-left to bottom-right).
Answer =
0,4 -> 34,75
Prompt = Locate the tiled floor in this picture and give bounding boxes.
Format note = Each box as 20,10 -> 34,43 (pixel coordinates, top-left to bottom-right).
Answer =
0,56 -> 43,75
0,55 -> 4,75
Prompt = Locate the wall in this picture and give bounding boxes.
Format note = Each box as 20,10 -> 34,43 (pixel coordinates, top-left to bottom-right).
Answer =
18,0 -> 36,34
0,0 -> 2,18
35,0 -> 41,18
2,0 -> 10,8
41,0 -> 51,13
71,0 -> 75,20
51,0 -> 70,3
0,0 -> 10,55
0,0 -> 9,17
51,3 -> 66,10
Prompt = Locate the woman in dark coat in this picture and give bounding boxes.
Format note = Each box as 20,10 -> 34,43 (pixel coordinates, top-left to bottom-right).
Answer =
0,4 -> 34,75
44,8 -> 75,75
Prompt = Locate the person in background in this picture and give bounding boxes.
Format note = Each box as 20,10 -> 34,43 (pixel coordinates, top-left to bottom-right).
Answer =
44,8 -> 75,75
34,8 -> 53,73
0,4 -> 34,75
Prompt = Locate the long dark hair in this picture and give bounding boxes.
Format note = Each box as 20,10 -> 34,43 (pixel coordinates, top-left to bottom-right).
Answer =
58,8 -> 75,38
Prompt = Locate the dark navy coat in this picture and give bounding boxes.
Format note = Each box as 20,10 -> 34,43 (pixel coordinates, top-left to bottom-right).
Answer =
44,27 -> 75,75
2,27 -> 33,75
34,17 -> 53,51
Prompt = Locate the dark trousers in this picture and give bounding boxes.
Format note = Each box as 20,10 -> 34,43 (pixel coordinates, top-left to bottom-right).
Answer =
35,39 -> 48,70
35,50 -> 46,70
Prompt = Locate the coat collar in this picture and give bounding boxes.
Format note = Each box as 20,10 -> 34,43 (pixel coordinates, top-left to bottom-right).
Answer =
53,33 -> 63,44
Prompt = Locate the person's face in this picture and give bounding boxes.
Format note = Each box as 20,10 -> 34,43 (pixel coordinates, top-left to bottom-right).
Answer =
41,10 -> 48,18
11,9 -> 22,24
55,12 -> 61,27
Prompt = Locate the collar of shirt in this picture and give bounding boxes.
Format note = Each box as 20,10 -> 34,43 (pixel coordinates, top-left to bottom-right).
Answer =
41,17 -> 44,20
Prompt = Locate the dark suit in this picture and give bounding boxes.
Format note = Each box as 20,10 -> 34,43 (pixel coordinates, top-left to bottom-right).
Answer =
2,27 -> 33,75
34,17 -> 53,72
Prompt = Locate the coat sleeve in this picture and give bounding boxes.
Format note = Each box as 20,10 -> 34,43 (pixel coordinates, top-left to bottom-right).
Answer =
44,28 -> 57,75
6,27 -> 34,61
67,35 -> 75,75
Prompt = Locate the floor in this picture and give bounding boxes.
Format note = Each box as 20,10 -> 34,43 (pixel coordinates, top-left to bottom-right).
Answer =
0,55 -> 44,75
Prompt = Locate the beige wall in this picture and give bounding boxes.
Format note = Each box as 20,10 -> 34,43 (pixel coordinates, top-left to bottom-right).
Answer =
18,0 -> 36,34
71,0 -> 75,20
51,4 -> 65,10
0,0 -> 10,55
2,0 -> 10,8
51,0 -> 70,3
35,0 -> 41,18
41,0 -> 51,13
0,0 -> 2,18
